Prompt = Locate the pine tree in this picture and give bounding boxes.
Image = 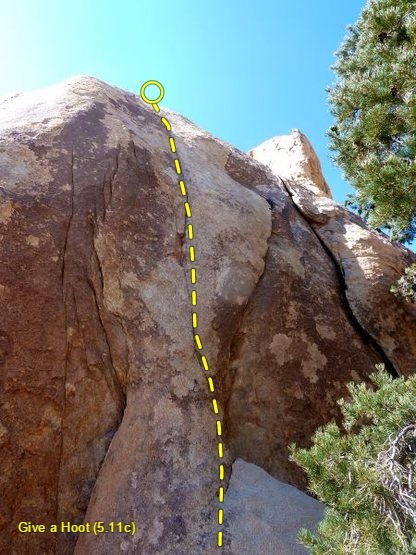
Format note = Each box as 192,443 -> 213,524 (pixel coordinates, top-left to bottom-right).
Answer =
390,262 -> 416,302
290,365 -> 416,554
327,0 -> 416,243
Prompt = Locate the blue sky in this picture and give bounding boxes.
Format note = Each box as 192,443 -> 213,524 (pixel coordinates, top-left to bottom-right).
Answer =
1,0 -> 366,203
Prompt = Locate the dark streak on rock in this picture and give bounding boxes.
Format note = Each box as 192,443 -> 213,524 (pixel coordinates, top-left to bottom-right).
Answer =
61,150 -> 75,289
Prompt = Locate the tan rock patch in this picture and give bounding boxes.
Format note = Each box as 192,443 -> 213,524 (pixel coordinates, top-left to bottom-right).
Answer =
26,235 -> 40,247
315,322 -> 336,340
270,333 -> 293,365
0,201 -> 14,224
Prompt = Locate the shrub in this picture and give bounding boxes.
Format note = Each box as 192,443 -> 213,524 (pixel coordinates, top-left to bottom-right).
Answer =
290,365 -> 416,554
390,263 -> 416,303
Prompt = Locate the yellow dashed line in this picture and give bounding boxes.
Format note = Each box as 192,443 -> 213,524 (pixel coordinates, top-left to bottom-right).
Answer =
194,333 -> 202,348
141,81 -> 225,549
174,158 -> 182,174
179,180 -> 187,196
161,117 -> 171,131
184,201 -> 192,217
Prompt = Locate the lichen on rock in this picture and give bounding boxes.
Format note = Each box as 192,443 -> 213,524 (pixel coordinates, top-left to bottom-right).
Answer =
0,77 -> 415,554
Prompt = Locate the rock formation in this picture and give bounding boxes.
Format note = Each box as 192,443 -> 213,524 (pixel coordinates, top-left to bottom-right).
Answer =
250,130 -> 416,378
0,76 -> 415,554
224,459 -> 324,555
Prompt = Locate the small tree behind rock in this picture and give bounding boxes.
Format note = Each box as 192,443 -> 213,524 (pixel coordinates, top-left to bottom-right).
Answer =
390,263 -> 416,303
290,365 -> 416,554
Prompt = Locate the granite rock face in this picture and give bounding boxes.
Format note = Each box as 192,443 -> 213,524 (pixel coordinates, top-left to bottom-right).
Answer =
250,130 -> 416,378
224,459 -> 324,555
0,77 -> 415,554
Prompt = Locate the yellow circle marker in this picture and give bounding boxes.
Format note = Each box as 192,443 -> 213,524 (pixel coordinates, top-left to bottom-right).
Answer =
140,80 -> 165,105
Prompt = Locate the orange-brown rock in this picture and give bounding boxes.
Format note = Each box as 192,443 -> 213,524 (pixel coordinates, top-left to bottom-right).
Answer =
0,78 -> 415,554
250,130 -> 416,378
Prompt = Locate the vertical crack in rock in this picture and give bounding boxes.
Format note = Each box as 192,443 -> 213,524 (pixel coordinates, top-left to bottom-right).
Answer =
109,142 -> 120,209
158,136 -> 201,369
280,178 -> 400,379
88,215 -> 126,410
179,194 -> 202,369
102,142 -> 120,222
57,147 -> 127,537
56,150 -> 76,524
100,168 -> 108,221
61,150 -> 75,288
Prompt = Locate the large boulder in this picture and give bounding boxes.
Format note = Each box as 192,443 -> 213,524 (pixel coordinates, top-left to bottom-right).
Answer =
250,130 -> 416,378
248,128 -> 332,198
0,77 -> 414,554
224,458 -> 324,555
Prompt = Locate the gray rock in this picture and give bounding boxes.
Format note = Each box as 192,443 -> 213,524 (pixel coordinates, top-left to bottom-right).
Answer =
224,459 -> 324,554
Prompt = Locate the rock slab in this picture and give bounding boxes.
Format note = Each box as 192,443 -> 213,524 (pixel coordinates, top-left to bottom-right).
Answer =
0,78 -> 415,554
224,459 -> 324,555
